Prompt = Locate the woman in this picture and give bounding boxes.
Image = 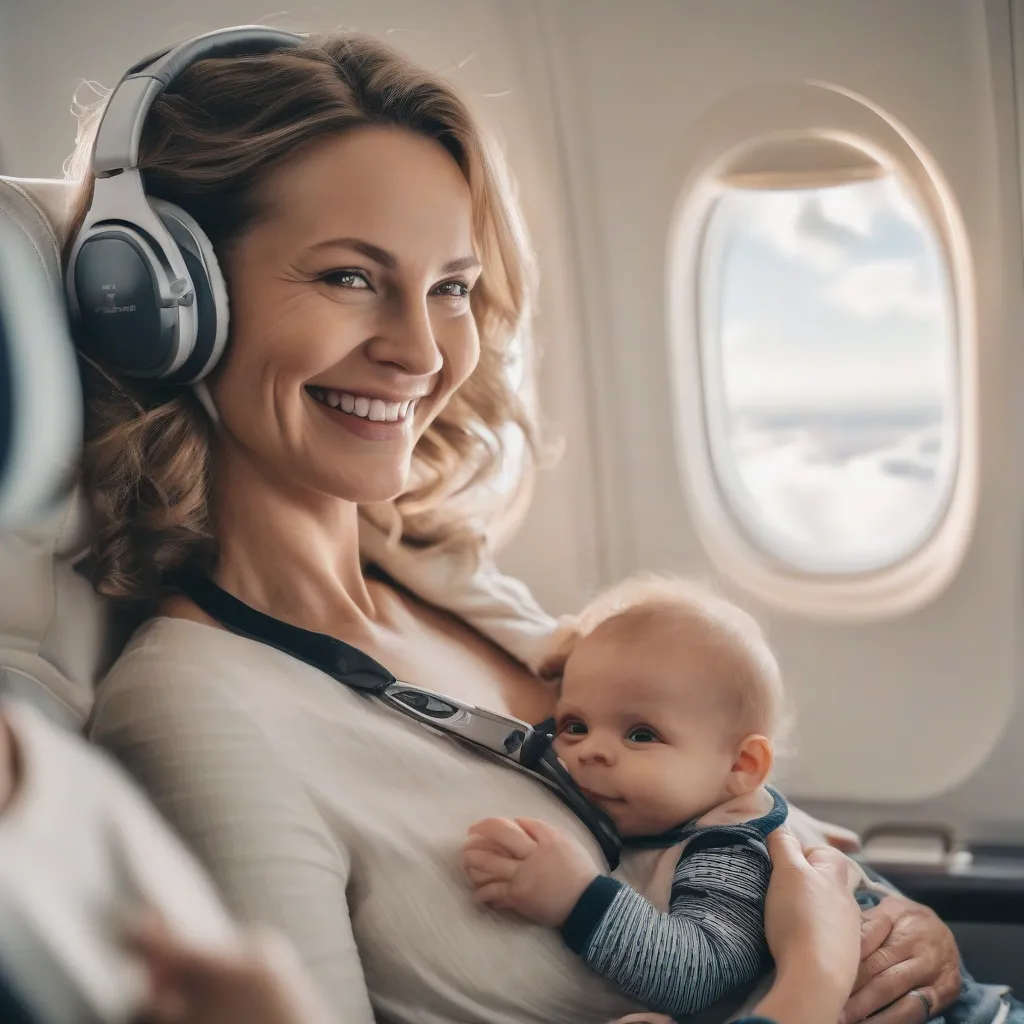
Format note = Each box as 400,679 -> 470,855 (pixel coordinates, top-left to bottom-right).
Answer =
72,29 -> 961,1024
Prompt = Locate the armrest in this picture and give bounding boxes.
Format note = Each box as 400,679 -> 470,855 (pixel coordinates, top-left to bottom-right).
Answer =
865,847 -> 1024,923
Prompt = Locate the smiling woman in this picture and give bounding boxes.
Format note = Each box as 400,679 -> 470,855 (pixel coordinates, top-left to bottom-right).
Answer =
198,126 -> 484,506
70,50 -> 539,602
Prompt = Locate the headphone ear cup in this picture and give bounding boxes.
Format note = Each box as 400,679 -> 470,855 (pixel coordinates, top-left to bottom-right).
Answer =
69,226 -> 187,378
151,199 -> 230,383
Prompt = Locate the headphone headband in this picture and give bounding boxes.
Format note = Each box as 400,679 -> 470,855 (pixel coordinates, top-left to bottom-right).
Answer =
69,25 -> 306,382
92,25 -> 304,176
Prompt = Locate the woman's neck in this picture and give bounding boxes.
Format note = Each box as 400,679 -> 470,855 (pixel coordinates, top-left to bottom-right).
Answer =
210,443 -> 382,636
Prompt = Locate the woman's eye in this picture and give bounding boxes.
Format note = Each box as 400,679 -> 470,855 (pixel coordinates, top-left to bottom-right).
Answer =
626,726 -> 660,744
559,720 -> 588,736
433,279 -> 471,299
321,270 -> 371,290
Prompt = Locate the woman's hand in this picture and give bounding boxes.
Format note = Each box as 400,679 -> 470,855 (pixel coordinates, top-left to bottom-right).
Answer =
762,827 -> 863,997
839,894 -> 962,1024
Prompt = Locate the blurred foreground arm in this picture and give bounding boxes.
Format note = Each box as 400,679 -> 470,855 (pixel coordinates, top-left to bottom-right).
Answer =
128,913 -> 332,1024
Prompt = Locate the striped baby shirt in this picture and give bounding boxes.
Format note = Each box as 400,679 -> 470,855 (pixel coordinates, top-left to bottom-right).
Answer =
560,787 -> 789,1021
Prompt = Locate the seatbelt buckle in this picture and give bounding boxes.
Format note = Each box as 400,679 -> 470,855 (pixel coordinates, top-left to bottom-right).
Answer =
379,682 -> 534,758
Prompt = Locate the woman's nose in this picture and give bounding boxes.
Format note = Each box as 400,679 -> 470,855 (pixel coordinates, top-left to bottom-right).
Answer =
371,296 -> 443,377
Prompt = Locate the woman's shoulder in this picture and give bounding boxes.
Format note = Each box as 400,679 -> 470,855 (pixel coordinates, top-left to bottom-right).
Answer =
90,615 -> 292,743
100,616 -> 250,695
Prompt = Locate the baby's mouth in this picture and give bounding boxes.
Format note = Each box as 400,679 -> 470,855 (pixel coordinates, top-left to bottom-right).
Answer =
578,785 -> 624,804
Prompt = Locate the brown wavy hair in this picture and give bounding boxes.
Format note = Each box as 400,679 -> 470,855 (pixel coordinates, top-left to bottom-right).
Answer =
63,31 -> 544,606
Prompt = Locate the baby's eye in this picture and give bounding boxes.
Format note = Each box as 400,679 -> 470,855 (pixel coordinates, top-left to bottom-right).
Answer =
559,719 -> 588,736
626,726 -> 661,744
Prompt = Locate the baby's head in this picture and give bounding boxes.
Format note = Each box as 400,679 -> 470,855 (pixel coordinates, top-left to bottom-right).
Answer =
546,575 -> 784,837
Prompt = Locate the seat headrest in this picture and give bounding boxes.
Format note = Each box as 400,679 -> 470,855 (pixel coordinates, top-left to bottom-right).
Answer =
0,178 -> 73,289
0,176 -> 120,729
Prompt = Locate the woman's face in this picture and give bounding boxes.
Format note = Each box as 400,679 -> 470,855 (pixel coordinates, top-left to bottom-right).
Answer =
212,125 -> 482,503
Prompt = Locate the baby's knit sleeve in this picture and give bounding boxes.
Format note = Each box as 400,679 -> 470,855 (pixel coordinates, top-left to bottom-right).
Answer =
560,832 -> 773,1019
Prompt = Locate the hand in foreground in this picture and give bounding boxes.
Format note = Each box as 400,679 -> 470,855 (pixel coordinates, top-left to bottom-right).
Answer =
763,827 -> 863,1006
127,911 -> 330,1024
461,816 -> 599,928
840,893 -> 961,1024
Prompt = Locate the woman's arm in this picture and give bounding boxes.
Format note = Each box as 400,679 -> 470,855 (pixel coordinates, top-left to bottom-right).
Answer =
89,669 -> 374,1024
747,964 -> 853,1024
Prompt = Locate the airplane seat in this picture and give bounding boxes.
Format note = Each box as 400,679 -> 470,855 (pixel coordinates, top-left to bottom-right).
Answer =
0,176 -> 125,731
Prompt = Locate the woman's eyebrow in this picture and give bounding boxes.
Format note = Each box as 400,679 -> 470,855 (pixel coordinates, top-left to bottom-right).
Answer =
308,237 -> 480,274
441,254 -> 482,274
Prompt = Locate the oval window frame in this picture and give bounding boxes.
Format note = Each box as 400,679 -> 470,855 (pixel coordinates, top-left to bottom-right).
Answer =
666,82 -> 977,620
698,175 -> 960,576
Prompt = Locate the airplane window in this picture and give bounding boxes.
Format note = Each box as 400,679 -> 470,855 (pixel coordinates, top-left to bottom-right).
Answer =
698,156 -> 958,575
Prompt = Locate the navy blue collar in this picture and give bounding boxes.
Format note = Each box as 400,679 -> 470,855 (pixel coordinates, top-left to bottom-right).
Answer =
622,785 -> 789,849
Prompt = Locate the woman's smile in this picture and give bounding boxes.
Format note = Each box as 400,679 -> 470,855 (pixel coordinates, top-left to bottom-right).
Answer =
305,385 -> 420,441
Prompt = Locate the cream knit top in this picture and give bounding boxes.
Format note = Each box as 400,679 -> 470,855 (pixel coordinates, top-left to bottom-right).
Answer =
88,614 -> 680,1024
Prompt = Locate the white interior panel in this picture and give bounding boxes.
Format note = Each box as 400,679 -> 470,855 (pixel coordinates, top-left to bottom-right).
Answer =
534,0 -> 1024,815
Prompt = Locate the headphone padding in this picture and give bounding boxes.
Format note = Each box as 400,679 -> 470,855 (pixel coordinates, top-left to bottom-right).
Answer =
152,200 -> 229,382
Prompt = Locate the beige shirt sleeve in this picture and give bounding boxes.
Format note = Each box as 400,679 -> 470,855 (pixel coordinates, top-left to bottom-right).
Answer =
88,666 -> 374,1024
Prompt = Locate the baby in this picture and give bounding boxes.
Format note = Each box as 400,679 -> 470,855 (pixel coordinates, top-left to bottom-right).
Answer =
461,576 -> 1023,1024
461,574 -> 790,1021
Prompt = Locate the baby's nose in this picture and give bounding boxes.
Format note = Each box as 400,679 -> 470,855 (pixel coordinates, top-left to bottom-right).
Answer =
578,738 -> 614,764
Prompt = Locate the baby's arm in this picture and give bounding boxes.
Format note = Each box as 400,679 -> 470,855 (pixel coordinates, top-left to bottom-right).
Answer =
565,837 -> 772,1017
463,820 -> 771,1019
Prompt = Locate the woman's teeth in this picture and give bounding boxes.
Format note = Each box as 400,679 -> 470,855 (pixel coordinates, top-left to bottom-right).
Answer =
308,387 -> 414,423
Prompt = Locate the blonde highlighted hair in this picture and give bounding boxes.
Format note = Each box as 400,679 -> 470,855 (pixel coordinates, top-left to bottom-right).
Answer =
64,31 -> 544,604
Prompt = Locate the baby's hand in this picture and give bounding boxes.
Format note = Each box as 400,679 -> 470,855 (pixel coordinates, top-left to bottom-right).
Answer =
461,816 -> 599,928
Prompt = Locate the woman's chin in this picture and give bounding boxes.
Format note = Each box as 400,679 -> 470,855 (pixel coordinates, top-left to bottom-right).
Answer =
325,467 -> 411,506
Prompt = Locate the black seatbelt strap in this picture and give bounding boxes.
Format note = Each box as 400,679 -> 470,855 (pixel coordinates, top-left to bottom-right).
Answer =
172,570 -> 624,869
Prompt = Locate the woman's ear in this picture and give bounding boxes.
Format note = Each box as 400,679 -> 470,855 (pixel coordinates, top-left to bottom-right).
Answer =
725,734 -> 774,796
537,615 -> 582,681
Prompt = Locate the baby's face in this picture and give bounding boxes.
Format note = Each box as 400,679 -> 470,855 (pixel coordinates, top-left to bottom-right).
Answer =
553,623 -> 740,837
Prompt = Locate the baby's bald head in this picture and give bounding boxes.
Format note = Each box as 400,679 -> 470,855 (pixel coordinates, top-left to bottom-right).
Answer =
563,574 -> 785,744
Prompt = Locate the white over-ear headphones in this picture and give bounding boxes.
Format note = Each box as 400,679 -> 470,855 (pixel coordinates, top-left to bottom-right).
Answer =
65,26 -> 304,384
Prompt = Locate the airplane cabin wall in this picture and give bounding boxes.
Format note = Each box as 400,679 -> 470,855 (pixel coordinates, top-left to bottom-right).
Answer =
531,0 -> 1024,842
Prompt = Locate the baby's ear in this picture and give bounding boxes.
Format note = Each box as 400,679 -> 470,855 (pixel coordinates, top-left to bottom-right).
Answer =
537,615 -> 582,681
